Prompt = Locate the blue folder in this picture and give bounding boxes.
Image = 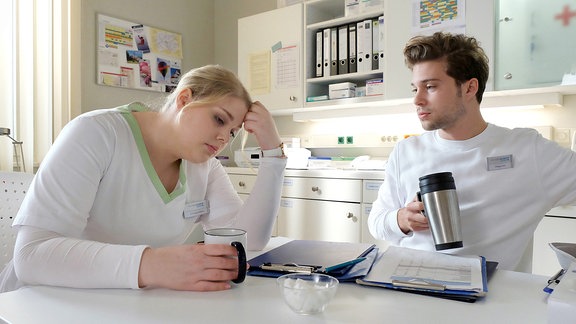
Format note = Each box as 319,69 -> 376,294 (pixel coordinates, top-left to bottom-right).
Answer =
248,240 -> 377,282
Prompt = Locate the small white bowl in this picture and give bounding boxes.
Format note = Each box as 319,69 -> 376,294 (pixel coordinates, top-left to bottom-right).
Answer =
276,273 -> 339,315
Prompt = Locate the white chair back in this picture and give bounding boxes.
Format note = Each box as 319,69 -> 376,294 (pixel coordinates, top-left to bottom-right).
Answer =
0,172 -> 34,268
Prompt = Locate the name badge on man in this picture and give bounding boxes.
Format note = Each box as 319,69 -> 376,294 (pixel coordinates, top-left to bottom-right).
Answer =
183,200 -> 210,222
486,154 -> 513,171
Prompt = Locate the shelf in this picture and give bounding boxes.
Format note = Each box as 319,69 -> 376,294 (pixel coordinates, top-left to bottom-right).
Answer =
306,9 -> 384,30
307,70 -> 382,84
268,85 -> 576,121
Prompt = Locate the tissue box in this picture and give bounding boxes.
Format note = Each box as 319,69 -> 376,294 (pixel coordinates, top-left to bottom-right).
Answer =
366,78 -> 384,96
345,0 -> 360,16
285,148 -> 311,169
329,82 -> 356,100
360,0 -> 383,13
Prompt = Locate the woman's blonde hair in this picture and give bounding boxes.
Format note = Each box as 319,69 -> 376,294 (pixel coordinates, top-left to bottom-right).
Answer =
162,65 -> 252,111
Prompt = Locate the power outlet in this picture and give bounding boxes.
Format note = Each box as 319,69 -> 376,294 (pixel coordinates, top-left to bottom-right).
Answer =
554,128 -> 571,145
380,135 -> 399,144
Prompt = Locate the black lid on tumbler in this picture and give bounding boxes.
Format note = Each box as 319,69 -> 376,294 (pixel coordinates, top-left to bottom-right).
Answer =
419,172 -> 456,194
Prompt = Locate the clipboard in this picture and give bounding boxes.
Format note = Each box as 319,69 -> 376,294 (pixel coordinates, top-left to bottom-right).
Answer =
248,240 -> 377,282
355,246 -> 496,303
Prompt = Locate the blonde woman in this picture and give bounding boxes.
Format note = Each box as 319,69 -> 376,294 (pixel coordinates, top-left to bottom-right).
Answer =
1,65 -> 286,292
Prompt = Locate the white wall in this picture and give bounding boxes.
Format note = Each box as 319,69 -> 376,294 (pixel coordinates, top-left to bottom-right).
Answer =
79,0 -> 277,114
80,0 -> 215,113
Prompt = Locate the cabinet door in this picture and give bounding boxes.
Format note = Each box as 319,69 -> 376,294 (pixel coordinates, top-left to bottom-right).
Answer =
238,4 -> 304,110
277,198 -> 361,243
496,0 -> 576,90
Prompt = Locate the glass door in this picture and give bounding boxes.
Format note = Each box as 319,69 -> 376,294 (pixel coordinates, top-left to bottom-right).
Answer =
495,0 -> 576,90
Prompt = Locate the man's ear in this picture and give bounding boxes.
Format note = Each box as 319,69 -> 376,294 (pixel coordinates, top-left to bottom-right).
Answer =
465,78 -> 479,97
176,88 -> 192,109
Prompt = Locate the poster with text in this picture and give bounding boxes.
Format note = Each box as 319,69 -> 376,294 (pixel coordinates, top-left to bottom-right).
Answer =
411,0 -> 466,36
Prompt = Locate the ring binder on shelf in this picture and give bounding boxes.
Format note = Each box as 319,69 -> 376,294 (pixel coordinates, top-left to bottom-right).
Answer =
357,19 -> 372,73
348,23 -> 357,73
338,24 -> 349,75
330,27 -> 338,76
315,30 -> 323,77
322,28 -> 331,77
371,18 -> 379,71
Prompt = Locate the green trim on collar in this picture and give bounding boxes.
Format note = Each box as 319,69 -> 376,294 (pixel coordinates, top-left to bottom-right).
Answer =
119,103 -> 186,203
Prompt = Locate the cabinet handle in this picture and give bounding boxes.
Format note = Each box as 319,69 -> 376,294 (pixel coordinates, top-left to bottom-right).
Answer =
238,181 -> 246,187
347,212 -> 358,223
504,72 -> 513,80
289,95 -> 297,102
311,186 -> 320,193
499,16 -> 513,22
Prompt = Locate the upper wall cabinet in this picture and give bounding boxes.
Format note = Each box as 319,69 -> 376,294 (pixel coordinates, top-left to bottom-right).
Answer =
238,3 -> 304,110
239,0 -> 576,118
495,0 -> 576,90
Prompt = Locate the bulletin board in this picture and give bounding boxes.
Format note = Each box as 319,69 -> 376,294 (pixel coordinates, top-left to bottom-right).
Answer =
97,14 -> 183,92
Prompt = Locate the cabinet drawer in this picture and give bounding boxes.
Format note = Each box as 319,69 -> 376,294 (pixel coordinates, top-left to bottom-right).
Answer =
228,174 -> 257,194
363,180 -> 383,203
277,198 -> 361,243
282,177 -> 362,202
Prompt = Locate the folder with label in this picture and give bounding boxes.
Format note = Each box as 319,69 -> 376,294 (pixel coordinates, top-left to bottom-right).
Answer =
330,27 -> 338,76
356,246 -> 491,302
315,30 -> 323,77
378,15 -> 384,70
322,28 -> 331,77
348,23 -> 357,73
356,19 -> 372,73
371,18 -> 379,71
337,24 -> 349,75
248,240 -> 377,281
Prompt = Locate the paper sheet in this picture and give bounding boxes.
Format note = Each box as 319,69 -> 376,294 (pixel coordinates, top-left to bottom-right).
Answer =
363,246 -> 484,291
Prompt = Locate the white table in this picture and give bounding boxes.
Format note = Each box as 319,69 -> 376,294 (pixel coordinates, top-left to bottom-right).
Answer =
0,238 -> 551,324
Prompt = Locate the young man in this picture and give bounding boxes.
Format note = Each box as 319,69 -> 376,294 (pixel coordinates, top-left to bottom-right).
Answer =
368,32 -> 576,270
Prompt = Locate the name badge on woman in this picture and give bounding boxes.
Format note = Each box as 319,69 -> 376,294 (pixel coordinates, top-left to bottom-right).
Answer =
183,200 -> 210,222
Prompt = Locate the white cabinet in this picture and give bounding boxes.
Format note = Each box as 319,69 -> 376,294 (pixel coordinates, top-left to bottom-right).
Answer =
278,177 -> 362,242
360,179 -> 384,245
238,3 -> 304,110
227,172 -> 278,236
226,168 -> 386,243
278,198 -> 361,242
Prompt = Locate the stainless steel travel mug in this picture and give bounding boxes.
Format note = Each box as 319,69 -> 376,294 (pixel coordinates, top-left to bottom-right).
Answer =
418,172 -> 463,250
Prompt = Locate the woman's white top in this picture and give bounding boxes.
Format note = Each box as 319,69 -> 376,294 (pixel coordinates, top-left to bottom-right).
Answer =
0,103 -> 286,291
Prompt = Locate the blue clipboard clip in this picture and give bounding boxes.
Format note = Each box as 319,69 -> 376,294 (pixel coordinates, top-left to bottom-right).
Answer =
544,268 -> 566,294
324,257 -> 367,273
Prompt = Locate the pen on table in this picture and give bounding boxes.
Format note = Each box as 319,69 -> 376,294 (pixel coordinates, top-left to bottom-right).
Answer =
325,257 -> 367,273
